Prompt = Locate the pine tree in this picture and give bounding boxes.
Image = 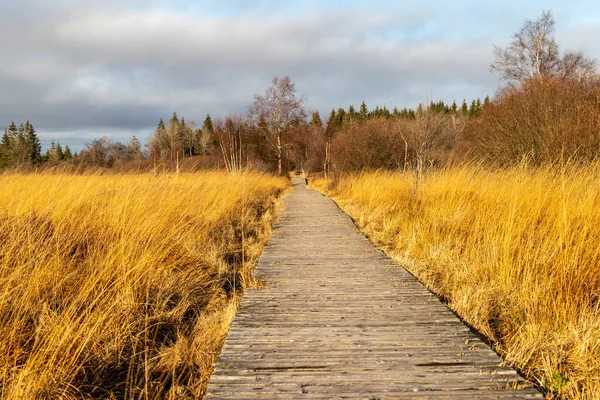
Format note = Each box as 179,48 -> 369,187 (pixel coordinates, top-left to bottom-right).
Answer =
25,121 -> 41,163
326,109 -> 338,132
63,145 -> 73,160
310,111 -> 323,127
179,116 -> 194,157
451,100 -> 458,113
3,122 -> 18,167
0,130 -> 11,168
149,118 -> 169,161
461,99 -> 469,114
483,95 -> 491,109
359,101 -> 368,120
372,105 -> 381,118
382,106 -> 391,118
195,114 -> 214,156
202,114 -> 213,134
56,143 -> 64,160
7,122 -> 17,139
469,100 -> 478,117
348,105 -> 356,118
336,107 -> 346,128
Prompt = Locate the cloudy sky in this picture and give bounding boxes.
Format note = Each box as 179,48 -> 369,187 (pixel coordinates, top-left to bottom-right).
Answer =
1,0 -> 599,150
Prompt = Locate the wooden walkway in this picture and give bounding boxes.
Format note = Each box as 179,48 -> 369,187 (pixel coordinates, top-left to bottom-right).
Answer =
205,178 -> 542,399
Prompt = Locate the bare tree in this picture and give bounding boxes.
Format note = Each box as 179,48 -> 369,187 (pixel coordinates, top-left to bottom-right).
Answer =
559,51 -> 598,83
491,10 -> 597,85
181,120 -> 197,157
491,10 -> 559,85
196,125 -> 213,155
411,107 -> 448,194
215,116 -> 246,174
249,76 -> 307,175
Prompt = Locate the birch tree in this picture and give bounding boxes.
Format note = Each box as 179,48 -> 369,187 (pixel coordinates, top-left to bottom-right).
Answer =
491,10 -> 597,85
215,116 -> 245,174
249,76 -> 307,175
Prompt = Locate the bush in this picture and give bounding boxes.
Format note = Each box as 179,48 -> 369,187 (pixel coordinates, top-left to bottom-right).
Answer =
330,118 -> 411,172
460,79 -> 600,165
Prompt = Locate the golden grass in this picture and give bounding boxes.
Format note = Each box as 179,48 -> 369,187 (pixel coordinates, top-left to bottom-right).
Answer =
0,171 -> 288,399
312,164 -> 600,399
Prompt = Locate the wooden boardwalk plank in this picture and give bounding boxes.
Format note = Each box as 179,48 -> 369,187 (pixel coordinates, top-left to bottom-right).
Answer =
205,177 -> 542,399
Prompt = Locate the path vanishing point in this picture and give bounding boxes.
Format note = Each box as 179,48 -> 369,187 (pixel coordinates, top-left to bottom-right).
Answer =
205,177 -> 542,399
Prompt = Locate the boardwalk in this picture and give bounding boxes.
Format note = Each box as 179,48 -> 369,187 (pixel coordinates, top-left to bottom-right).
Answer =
205,178 -> 542,399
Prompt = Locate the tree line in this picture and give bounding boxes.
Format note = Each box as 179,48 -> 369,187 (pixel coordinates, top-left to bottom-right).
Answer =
1,10 -> 597,174
145,11 -> 600,175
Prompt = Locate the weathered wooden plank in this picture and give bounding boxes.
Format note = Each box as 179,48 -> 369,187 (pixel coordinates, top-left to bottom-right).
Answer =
204,177 -> 542,399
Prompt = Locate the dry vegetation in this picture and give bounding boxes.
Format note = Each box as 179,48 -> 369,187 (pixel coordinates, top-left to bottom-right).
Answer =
0,171 -> 287,399
312,164 -> 600,399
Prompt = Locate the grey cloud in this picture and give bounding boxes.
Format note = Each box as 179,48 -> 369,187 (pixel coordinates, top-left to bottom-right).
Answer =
1,1 -> 598,150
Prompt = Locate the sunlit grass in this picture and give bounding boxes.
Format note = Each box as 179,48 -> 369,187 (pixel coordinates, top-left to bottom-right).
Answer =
312,164 -> 600,399
0,171 -> 287,399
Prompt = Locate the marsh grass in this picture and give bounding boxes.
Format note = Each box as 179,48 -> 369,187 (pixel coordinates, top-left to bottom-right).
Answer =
312,164 -> 600,399
0,171 -> 287,399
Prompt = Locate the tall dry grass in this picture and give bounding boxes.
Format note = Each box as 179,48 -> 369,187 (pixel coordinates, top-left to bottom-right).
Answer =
312,165 -> 600,399
0,171 -> 287,399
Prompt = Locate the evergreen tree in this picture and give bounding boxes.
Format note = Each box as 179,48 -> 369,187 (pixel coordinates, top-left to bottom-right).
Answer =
336,107 -> 346,127
347,105 -> 356,118
0,130 -> 11,168
25,121 -> 41,163
310,111 -> 323,127
6,122 -> 17,143
179,116 -> 194,157
483,95 -> 491,109
326,109 -> 338,132
148,118 -> 170,161
451,100 -> 458,113
382,106 -> 391,118
359,101 -> 368,120
372,105 -> 381,118
469,100 -> 478,117
4,122 -> 29,165
195,114 -> 214,156
3,122 -> 18,166
461,99 -> 469,114
63,145 -> 73,160
202,114 -> 213,134
56,143 -> 64,160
